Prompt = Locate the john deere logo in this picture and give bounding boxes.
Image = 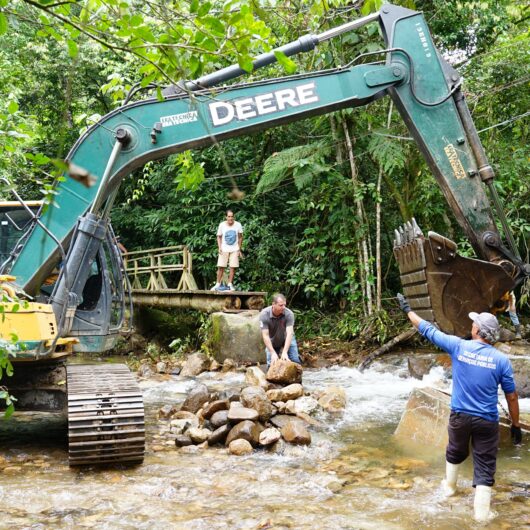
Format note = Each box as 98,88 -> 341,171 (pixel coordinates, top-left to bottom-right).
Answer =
209,82 -> 319,127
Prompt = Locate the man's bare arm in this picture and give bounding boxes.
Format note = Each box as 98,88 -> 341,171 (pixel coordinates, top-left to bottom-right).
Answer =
261,329 -> 278,363
505,391 -> 520,427
281,325 -> 294,360
217,235 -> 222,252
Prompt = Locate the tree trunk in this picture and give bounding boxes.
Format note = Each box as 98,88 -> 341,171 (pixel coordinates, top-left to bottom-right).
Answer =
341,117 -> 373,315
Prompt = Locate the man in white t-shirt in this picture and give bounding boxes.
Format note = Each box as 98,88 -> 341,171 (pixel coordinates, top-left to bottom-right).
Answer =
211,210 -> 243,291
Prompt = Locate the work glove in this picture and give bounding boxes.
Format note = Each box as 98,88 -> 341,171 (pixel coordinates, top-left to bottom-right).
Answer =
397,293 -> 411,314
511,425 -> 522,445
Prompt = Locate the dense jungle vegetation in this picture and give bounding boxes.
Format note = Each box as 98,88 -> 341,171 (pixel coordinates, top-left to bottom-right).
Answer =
0,0 -> 528,347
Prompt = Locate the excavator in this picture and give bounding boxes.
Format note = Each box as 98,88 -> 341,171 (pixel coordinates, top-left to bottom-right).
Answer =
0,4 -> 528,466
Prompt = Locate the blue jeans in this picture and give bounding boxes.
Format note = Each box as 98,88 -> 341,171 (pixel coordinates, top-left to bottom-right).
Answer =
508,310 -> 520,326
266,336 -> 301,368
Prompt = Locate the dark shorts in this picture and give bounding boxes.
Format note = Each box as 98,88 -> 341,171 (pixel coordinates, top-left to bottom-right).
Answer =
446,411 -> 499,487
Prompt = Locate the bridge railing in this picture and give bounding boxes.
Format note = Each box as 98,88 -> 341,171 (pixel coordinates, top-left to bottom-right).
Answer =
123,245 -> 198,291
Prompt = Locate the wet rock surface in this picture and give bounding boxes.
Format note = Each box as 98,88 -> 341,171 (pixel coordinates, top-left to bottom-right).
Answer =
153,362 -> 348,456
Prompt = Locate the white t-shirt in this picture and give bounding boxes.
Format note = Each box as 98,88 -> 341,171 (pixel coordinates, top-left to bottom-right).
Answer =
217,221 -> 243,252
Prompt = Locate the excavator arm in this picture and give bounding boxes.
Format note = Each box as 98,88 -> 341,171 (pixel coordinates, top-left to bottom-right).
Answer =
5,4 -> 528,342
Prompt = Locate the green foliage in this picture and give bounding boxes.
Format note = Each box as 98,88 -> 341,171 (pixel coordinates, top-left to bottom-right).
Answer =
256,141 -> 332,194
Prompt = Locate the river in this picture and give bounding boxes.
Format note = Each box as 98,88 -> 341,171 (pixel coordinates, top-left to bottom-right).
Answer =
0,358 -> 528,529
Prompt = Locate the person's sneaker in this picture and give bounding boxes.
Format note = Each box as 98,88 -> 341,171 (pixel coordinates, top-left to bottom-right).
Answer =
217,284 -> 229,291
228,283 -> 235,291
211,283 -> 221,291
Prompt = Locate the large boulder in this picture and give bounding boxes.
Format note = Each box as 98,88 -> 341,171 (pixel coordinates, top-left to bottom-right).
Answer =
180,384 -> 210,413
240,386 -> 273,422
180,352 -> 210,377
266,360 -> 302,384
394,386 -> 526,449
209,311 -> 264,364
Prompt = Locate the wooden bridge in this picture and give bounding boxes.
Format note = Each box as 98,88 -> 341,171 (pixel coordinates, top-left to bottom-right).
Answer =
123,246 -> 265,312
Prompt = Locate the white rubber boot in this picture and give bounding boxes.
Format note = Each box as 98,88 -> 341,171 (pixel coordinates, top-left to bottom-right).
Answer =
441,462 -> 460,497
474,485 -> 492,522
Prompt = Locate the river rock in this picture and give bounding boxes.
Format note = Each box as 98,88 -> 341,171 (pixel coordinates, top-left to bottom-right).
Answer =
281,420 -> 311,445
180,352 -> 210,377
227,403 -> 259,422
137,363 -> 153,378
158,404 -> 178,420
266,360 -> 303,384
408,354 -> 451,379
174,435 -> 193,447
181,384 -> 210,413
156,361 -> 167,374
245,366 -> 269,389
274,401 -> 286,413
208,424 -> 231,446
268,438 -> 286,454
170,417 -> 199,434
173,410 -> 198,420
259,427 -> 281,446
294,396 -> 319,416
218,389 -> 240,402
511,357 -> 530,398
188,427 -> 212,444
229,439 -> 253,456
240,386 -> 273,421
222,358 -> 237,372
267,383 -> 304,402
202,399 -> 230,419
209,359 -> 221,371
210,410 -> 229,428
209,311 -> 263,364
318,386 -> 347,412
225,420 -> 262,446
269,414 -> 308,430
284,400 -> 296,415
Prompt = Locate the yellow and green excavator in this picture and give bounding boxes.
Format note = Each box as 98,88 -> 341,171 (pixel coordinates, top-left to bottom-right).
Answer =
0,4 -> 527,465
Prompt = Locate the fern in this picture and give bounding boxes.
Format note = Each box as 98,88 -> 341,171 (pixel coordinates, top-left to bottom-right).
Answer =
367,132 -> 407,175
256,141 -> 332,194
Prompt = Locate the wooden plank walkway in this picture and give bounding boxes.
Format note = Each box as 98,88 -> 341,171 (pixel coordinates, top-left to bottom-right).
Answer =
123,246 -> 265,312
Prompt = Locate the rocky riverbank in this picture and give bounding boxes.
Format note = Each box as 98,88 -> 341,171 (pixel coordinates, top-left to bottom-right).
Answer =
151,359 -> 347,455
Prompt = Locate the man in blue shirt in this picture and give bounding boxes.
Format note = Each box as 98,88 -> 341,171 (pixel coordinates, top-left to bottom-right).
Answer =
397,294 -> 522,522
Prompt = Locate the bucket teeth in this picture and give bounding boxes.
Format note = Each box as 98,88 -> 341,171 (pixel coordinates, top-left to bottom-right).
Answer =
394,229 -> 402,247
412,218 -> 423,237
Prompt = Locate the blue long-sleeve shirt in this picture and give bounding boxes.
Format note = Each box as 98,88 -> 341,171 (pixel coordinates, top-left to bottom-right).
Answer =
418,320 -> 516,422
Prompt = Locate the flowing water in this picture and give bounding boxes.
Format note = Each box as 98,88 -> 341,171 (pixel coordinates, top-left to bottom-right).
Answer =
0,359 -> 528,530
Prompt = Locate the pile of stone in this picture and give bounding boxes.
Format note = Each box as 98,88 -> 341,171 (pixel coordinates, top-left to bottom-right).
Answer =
155,360 -> 347,456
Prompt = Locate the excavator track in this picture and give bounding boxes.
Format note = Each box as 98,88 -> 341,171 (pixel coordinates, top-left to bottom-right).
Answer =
66,364 -> 145,466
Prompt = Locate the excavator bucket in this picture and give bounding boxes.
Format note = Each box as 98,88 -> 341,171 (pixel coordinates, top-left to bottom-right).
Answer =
393,220 -> 515,337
